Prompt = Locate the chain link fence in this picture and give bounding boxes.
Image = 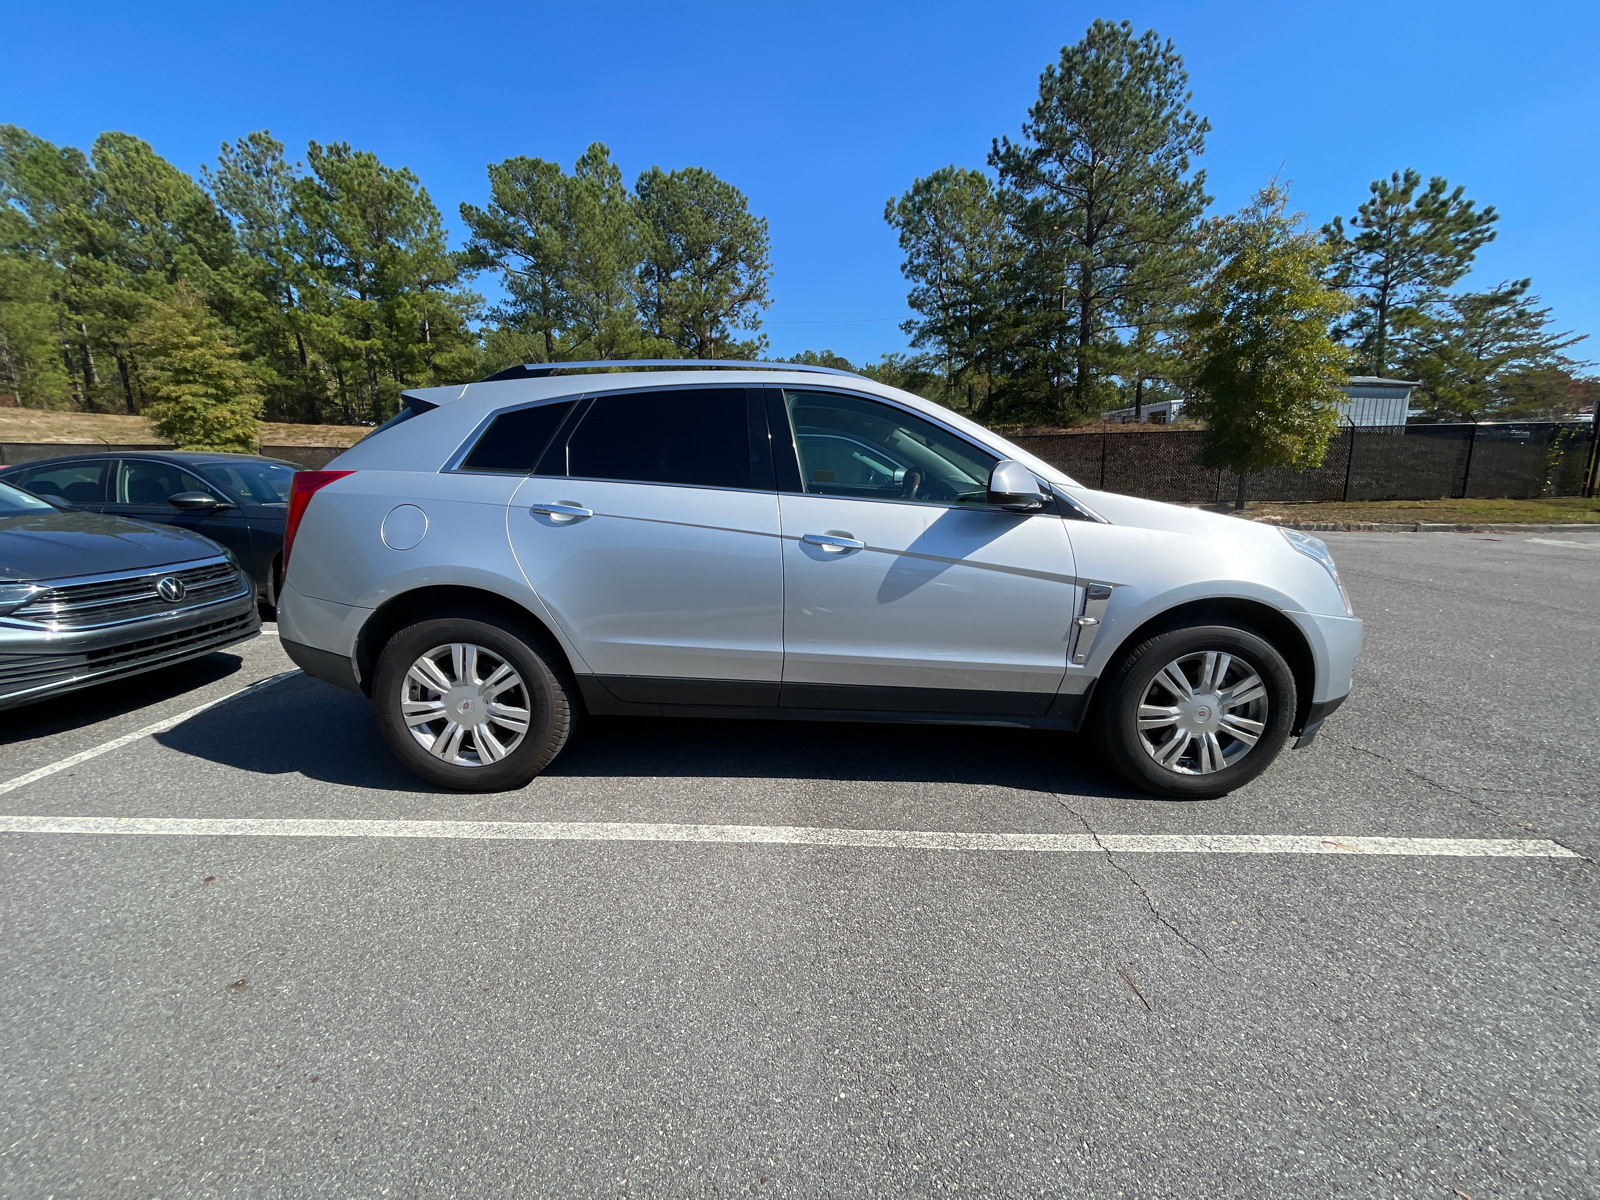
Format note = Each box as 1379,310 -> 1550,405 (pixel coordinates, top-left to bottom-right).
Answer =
1010,422 -> 1598,504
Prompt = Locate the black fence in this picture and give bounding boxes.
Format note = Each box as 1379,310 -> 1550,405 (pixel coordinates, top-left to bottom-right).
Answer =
1010,422 -> 1598,505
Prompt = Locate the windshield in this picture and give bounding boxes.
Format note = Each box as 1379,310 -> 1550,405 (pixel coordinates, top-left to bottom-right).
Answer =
0,479 -> 54,516
197,460 -> 297,504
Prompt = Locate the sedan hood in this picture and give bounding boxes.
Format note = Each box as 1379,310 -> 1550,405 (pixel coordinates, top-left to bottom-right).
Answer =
0,511 -> 226,582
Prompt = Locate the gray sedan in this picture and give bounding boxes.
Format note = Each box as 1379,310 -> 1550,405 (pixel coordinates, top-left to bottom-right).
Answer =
0,480 -> 260,711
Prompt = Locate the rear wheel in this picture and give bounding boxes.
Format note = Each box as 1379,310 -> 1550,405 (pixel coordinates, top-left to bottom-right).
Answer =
1093,623 -> 1296,799
373,615 -> 574,791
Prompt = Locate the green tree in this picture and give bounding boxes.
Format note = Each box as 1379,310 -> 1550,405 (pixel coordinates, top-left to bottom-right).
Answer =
463,143 -> 645,364
1397,280 -> 1587,421
292,141 -> 477,423
130,286 -> 261,451
884,166 -> 1014,416
1185,182 -> 1352,508
990,19 -> 1209,419
1324,169 -> 1497,377
635,164 -> 771,359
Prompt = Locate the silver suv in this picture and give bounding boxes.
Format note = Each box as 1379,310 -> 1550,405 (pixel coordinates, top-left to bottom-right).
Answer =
277,362 -> 1361,798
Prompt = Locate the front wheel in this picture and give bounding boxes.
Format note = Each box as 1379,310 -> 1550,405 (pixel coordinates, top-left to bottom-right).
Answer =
373,615 -> 575,791
1093,624 -> 1296,799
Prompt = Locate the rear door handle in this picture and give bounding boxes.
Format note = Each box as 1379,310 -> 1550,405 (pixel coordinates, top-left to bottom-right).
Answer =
529,502 -> 593,520
801,532 -> 864,552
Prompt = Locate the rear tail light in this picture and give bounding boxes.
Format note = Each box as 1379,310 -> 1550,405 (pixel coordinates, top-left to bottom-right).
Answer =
284,470 -> 354,567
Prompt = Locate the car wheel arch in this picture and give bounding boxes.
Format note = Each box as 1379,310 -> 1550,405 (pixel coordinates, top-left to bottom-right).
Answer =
354,584 -> 578,700
1091,597 -> 1317,735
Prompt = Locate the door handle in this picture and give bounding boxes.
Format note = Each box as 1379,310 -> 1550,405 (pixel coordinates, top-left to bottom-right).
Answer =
801,532 -> 864,552
529,502 -> 593,520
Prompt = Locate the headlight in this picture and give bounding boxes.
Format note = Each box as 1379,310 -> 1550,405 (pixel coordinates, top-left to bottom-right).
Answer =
1280,527 -> 1353,616
0,582 -> 43,616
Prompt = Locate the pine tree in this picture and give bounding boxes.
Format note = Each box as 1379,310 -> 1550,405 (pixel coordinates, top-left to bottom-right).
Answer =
990,20 -> 1209,420
884,166 -> 1014,416
130,286 -> 262,451
1397,280 -> 1588,420
1324,169 -> 1496,377
1185,182 -> 1352,508
635,165 -> 771,359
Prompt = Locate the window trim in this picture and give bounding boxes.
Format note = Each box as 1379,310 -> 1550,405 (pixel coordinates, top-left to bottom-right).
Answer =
109,458 -> 230,508
765,385 -> 1031,514
7,459 -> 111,505
443,392 -> 589,476
446,382 -> 777,493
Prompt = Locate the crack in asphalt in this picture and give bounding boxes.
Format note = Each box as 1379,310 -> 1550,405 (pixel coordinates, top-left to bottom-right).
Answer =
1349,744 -> 1596,864
1050,794 -> 1213,962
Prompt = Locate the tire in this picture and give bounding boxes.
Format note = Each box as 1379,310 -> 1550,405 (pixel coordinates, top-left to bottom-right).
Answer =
373,614 -> 575,792
1092,623 -> 1296,800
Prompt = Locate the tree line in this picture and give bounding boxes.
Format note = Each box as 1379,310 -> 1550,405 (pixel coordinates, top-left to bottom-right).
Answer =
0,128 -> 771,448
878,19 -> 1593,459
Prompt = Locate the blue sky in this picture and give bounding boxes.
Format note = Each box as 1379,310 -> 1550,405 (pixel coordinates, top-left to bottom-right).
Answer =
5,1 -> 1597,366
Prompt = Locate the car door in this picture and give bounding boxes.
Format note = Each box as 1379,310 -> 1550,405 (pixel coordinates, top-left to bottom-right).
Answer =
504,385 -> 784,706
771,387 -> 1078,715
105,458 -> 256,569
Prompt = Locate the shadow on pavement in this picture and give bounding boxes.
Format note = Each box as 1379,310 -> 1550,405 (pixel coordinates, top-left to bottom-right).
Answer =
1,652 -> 247,748
152,672 -> 1137,799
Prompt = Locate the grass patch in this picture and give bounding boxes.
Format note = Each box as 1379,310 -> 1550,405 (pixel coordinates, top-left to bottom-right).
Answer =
1236,497 -> 1600,525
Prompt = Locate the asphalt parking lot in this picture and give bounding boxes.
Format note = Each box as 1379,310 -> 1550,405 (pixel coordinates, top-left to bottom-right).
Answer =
3,530 -> 1597,1199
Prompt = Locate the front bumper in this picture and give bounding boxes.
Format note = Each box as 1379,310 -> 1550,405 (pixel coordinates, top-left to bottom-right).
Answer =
0,592 -> 261,712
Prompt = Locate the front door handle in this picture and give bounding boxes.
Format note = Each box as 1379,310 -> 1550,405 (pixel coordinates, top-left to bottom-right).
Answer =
801,532 -> 864,552
529,502 -> 593,521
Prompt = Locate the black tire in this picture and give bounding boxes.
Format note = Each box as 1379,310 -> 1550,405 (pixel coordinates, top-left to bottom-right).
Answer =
373,614 -> 575,792
1092,623 -> 1296,800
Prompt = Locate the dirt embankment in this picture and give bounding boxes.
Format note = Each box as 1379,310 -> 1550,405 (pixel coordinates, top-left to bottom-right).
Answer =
0,409 -> 372,448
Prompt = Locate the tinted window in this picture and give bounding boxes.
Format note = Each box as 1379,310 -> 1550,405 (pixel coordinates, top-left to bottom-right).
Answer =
198,460 -> 296,503
7,461 -> 107,504
565,388 -> 751,489
782,390 -> 998,506
116,460 -> 213,505
461,400 -> 576,473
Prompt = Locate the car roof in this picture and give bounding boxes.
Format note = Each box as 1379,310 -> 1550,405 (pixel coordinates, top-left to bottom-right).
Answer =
0,450 -> 295,470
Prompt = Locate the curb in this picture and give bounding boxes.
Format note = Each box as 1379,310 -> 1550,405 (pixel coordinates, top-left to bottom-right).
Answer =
1251,520 -> 1600,534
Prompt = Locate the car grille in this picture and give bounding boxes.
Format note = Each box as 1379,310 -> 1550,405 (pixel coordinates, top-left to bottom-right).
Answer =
8,558 -> 248,629
0,611 -> 259,698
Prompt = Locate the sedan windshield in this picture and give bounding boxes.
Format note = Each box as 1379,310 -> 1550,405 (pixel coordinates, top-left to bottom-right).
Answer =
0,479 -> 54,516
197,460 -> 297,504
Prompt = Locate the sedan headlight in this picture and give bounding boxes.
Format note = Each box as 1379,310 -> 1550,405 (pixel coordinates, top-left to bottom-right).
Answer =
1280,527 -> 1353,616
0,582 -> 43,617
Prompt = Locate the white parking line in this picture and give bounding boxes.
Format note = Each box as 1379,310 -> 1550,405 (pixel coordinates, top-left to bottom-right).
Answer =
0,671 -> 300,798
0,816 -> 1577,858
1527,537 -> 1600,548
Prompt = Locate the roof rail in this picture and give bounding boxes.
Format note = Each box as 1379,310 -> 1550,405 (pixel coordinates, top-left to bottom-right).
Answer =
479,359 -> 864,383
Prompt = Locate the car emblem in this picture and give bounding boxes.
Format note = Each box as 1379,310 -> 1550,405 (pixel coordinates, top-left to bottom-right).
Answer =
156,576 -> 187,603
1195,706 -> 1210,721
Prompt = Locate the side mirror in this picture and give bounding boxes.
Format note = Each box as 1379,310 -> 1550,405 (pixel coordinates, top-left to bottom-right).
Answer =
986,460 -> 1047,511
169,491 -> 229,511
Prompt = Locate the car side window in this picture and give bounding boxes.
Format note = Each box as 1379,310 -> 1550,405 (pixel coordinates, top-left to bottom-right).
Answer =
781,390 -> 998,506
116,461 -> 213,505
564,388 -> 752,489
460,400 -> 577,473
7,461 -> 108,504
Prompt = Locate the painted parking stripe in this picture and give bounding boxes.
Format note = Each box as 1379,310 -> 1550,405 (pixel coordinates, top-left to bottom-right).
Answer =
0,816 -> 1577,858
0,671 -> 300,798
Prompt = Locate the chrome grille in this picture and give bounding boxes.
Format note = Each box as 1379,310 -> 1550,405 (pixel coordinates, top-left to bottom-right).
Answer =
8,558 -> 249,629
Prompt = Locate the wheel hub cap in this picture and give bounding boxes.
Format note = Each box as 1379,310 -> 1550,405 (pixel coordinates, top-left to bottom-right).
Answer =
402,643 -> 533,768
1136,651 -> 1269,776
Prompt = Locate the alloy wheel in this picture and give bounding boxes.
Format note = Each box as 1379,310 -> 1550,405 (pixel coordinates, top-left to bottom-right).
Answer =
1136,650 -> 1268,776
402,642 -> 531,767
